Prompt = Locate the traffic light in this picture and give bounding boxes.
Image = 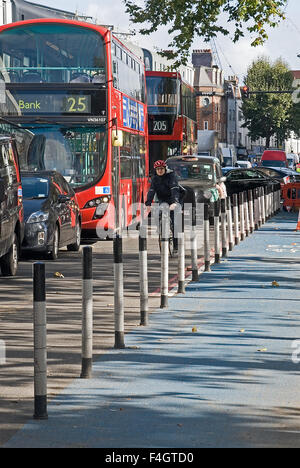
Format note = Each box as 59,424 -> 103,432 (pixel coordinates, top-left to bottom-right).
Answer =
241,85 -> 250,99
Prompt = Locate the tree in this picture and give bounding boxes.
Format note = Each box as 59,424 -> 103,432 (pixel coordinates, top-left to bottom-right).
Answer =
124,0 -> 287,67
241,57 -> 294,148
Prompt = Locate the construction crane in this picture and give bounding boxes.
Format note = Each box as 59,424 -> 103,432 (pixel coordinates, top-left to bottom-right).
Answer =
210,38 -> 223,69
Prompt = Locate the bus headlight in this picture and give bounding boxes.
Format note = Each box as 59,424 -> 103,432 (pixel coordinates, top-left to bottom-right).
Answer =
84,195 -> 111,219
84,195 -> 111,209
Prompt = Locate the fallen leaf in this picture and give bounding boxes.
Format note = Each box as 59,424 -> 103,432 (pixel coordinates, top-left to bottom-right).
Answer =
54,272 -> 64,278
272,281 -> 279,287
239,329 -> 245,333
257,347 -> 267,352
192,327 -> 197,333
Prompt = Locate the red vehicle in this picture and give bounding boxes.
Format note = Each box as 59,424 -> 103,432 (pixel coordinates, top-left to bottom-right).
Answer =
0,19 -> 149,237
146,71 -> 197,172
261,150 -> 288,168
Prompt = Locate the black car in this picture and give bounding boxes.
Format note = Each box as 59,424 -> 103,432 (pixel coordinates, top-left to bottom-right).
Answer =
0,135 -> 24,276
256,167 -> 300,184
21,171 -> 81,259
166,155 -> 225,204
224,168 -> 280,197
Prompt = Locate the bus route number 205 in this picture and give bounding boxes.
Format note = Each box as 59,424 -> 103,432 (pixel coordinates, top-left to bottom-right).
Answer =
153,120 -> 168,133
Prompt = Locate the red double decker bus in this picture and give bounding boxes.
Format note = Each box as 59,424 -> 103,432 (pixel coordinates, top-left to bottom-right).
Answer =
0,19 -> 149,236
146,71 -> 197,172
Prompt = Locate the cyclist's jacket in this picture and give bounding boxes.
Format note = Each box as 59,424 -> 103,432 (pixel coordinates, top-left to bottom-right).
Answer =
145,170 -> 184,206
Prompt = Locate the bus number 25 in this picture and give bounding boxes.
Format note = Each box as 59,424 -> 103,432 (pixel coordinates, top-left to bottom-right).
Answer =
153,121 -> 167,132
67,97 -> 88,113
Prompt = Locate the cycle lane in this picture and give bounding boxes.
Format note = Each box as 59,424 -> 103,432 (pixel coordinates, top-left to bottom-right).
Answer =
5,211 -> 300,448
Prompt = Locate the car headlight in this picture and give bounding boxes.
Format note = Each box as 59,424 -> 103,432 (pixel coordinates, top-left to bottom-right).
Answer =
27,211 -> 49,224
203,190 -> 213,200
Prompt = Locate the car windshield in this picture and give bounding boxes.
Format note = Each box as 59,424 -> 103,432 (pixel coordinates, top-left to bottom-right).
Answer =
167,161 -> 216,182
258,168 -> 281,177
227,170 -> 266,180
22,177 -> 49,199
261,160 -> 286,168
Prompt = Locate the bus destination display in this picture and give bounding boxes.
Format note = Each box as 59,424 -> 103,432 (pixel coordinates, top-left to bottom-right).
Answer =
9,93 -> 92,115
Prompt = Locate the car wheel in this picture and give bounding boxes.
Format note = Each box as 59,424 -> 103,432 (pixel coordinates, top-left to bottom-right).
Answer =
48,226 -> 59,260
67,219 -> 81,252
0,233 -> 19,276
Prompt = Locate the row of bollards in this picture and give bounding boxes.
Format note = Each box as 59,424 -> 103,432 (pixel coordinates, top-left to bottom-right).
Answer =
210,184 -> 281,266
32,183 -> 281,419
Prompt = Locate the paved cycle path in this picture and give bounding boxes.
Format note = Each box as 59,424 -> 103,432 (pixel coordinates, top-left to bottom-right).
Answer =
5,211 -> 300,448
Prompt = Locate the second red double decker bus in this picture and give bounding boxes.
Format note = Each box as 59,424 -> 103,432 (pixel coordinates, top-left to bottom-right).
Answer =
0,18 -> 149,236
146,71 -> 197,172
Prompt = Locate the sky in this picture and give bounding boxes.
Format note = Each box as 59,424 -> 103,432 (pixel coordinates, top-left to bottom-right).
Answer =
30,0 -> 300,83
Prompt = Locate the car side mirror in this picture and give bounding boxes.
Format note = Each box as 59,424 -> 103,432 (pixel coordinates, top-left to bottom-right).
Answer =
0,178 -> 5,203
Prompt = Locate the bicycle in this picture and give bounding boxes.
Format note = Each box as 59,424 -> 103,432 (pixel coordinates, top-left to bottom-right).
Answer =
157,203 -> 182,258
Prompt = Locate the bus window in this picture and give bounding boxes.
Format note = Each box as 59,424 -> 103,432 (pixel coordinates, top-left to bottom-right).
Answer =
0,23 -> 105,84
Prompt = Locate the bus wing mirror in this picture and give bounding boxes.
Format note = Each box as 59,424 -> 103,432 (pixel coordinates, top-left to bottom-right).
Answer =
112,130 -> 123,147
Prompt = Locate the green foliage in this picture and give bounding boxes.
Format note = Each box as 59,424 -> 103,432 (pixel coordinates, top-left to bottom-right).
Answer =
241,57 -> 295,146
124,0 -> 287,67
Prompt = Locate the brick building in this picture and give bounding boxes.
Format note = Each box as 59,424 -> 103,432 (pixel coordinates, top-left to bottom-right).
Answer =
192,50 -> 227,142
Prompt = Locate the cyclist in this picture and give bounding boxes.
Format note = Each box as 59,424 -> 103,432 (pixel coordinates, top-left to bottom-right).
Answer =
145,160 -> 185,250
145,160 -> 184,208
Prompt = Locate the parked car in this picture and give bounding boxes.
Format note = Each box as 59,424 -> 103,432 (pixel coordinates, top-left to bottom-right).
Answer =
256,167 -> 300,186
21,171 -> 81,259
224,168 -> 280,197
166,155 -> 226,205
0,135 -> 24,276
261,150 -> 287,168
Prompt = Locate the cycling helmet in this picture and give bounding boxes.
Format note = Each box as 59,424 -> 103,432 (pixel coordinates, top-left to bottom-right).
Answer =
154,160 -> 167,169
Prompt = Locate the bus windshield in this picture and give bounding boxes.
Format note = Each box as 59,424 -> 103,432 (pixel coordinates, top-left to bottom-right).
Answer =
146,76 -> 179,114
19,125 -> 107,190
0,23 -> 105,84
